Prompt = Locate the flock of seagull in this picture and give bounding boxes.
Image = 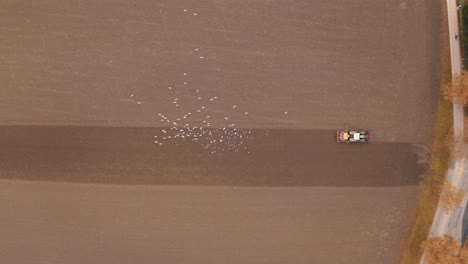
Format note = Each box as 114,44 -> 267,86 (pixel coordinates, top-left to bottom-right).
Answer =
133,8 -> 288,154
153,80 -> 255,154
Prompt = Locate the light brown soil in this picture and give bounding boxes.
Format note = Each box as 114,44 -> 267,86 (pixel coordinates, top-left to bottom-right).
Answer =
0,180 -> 416,264
0,0 -> 442,263
0,0 -> 440,143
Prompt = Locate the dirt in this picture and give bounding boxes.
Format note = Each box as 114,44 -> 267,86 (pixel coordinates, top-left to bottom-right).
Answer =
0,0 -> 442,263
0,180 -> 417,264
0,126 -> 425,186
0,0 -> 440,143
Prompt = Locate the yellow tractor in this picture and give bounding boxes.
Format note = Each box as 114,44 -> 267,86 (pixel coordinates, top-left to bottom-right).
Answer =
336,129 -> 374,143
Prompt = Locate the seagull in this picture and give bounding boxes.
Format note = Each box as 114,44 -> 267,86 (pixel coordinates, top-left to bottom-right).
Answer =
168,86 -> 172,90
232,105 -> 237,108
284,111 -> 288,114
244,112 -> 248,115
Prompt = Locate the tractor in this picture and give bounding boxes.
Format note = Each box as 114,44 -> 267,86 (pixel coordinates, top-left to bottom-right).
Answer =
336,129 -> 374,143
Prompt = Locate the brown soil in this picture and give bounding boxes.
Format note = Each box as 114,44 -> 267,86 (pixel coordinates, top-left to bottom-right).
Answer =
0,180 -> 416,264
0,0 -> 442,263
0,126 -> 425,186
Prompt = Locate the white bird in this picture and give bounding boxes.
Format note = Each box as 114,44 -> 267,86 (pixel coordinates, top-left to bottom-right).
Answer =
245,112 -> 248,115
168,86 -> 172,90
232,105 -> 237,108
224,117 -> 229,120
162,130 -> 167,133
184,73 -> 187,76
137,102 -> 142,105
284,111 -> 288,114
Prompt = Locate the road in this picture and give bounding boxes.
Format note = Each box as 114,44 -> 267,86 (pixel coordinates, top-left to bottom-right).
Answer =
421,0 -> 466,263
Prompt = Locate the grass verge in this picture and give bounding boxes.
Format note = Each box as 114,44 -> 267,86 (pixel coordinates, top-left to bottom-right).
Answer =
400,1 -> 454,263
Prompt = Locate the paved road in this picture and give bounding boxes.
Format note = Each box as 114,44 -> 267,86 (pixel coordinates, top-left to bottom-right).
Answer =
421,0 -> 466,263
